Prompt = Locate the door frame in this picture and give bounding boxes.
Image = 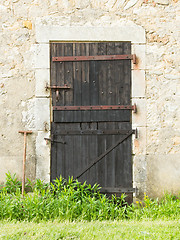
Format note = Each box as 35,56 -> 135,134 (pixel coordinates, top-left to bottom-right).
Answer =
33,23 -> 146,196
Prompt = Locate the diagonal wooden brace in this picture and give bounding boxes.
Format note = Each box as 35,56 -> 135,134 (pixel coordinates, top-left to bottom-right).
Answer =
75,130 -> 134,179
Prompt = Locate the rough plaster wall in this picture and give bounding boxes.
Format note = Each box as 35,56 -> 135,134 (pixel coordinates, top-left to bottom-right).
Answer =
0,0 -> 180,198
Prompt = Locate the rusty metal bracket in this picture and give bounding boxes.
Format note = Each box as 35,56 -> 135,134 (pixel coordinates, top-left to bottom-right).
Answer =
45,83 -> 71,91
53,104 -> 137,111
132,54 -> 136,64
45,83 -> 71,102
52,54 -> 136,64
44,137 -> 66,144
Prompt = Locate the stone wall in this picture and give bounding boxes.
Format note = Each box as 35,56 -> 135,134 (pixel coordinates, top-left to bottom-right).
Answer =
0,0 -> 179,198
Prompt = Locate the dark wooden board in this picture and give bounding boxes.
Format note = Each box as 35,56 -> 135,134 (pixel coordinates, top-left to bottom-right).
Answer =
50,42 -> 132,202
53,109 -> 130,122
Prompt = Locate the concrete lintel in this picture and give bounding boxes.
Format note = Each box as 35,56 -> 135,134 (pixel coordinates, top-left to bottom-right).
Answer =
35,25 -> 146,44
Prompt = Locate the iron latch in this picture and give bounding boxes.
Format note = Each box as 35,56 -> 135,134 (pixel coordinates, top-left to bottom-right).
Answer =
45,83 -> 71,102
44,137 -> 66,144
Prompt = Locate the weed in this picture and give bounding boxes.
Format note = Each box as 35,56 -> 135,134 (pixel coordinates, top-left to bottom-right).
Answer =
0,172 -> 179,222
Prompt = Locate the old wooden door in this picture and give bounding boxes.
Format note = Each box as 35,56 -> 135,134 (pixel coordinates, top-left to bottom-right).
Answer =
50,42 -> 135,201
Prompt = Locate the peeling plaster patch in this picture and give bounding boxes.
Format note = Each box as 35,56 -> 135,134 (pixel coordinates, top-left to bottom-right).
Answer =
22,99 -> 36,129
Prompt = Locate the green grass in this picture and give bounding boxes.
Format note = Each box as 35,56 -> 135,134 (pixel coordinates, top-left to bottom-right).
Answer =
0,220 -> 180,239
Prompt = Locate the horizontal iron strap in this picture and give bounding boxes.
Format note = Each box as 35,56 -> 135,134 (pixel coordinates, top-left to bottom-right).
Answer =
46,86 -> 71,89
52,54 -> 136,63
100,188 -> 136,193
53,104 -> 136,111
44,137 -> 66,144
75,130 -> 134,179
54,129 -> 135,135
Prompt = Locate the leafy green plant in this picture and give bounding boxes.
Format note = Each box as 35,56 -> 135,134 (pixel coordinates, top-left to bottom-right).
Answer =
0,172 -> 179,222
1,172 -> 21,193
0,172 -> 34,194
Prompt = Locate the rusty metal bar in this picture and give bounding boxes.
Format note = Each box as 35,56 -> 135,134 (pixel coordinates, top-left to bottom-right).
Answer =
54,129 -> 136,135
45,83 -> 71,91
44,137 -> 66,144
53,104 -> 136,111
75,130 -> 134,179
52,54 -> 136,63
100,187 -> 136,193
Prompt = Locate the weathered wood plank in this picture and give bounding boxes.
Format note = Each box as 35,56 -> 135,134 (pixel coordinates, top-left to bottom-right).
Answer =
89,43 -> 99,121
73,43 -> 82,122
81,43 -> 90,122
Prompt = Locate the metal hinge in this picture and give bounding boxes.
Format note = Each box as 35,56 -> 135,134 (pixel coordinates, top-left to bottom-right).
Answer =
44,137 -> 66,144
133,128 -> 138,139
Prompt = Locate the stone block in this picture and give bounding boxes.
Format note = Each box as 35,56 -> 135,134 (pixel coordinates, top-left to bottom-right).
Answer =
146,45 -> 164,70
36,131 -> 50,182
132,44 -> 146,70
132,70 -> 146,98
35,98 -> 50,131
33,44 -> 49,69
132,127 -> 146,155
132,99 -> 146,127
35,69 -> 50,97
35,25 -> 145,44
133,155 -> 147,197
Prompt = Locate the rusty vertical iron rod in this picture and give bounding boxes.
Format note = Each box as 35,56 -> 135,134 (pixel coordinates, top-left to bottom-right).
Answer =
19,131 -> 32,195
